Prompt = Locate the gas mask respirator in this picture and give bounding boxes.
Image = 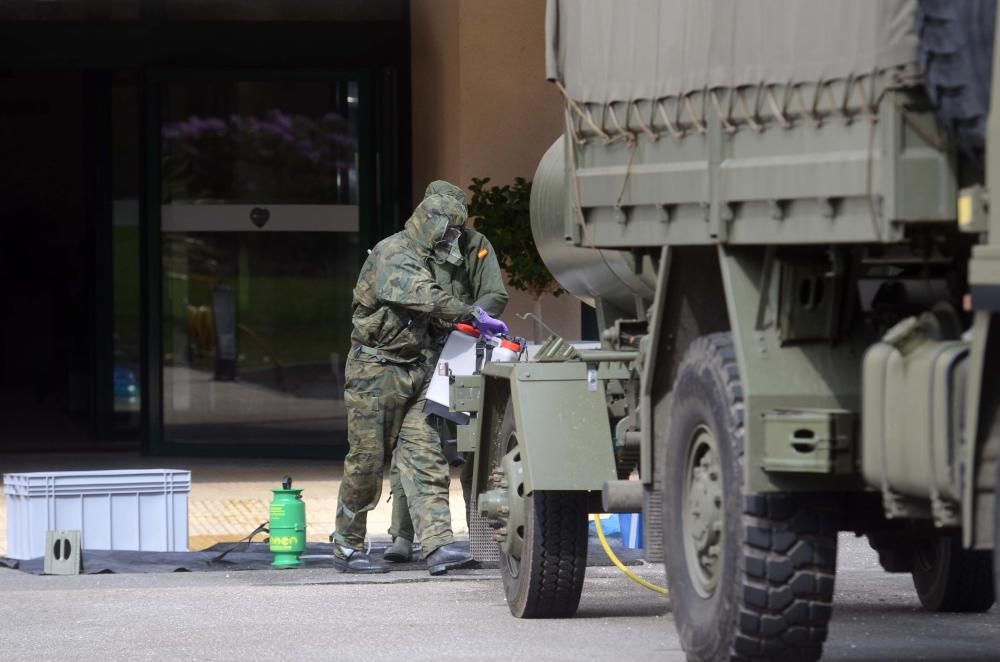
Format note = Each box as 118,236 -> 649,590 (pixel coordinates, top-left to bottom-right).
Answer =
433,226 -> 463,264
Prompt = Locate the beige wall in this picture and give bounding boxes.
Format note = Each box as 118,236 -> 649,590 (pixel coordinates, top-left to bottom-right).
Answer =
411,0 -> 582,341
410,0 -> 461,192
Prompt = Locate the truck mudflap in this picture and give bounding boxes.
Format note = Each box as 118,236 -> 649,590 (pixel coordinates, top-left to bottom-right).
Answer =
452,359 -> 616,494
500,360 -> 616,493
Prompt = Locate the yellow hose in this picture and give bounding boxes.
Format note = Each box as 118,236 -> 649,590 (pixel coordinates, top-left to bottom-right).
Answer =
594,514 -> 670,596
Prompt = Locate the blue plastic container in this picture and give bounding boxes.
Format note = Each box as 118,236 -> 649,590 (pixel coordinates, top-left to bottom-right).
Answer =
618,512 -> 644,549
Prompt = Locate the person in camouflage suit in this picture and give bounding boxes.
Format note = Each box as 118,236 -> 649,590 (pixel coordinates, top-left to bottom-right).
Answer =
384,180 -> 508,563
333,192 -> 508,574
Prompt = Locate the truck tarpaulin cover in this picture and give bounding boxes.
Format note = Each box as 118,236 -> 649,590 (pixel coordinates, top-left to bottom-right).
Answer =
545,0 -> 920,104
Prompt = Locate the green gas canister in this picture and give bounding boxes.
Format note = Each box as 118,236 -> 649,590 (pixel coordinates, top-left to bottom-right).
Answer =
269,476 -> 306,568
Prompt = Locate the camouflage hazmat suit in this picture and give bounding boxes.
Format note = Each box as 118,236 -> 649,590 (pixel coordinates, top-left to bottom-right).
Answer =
388,180 -> 508,545
333,193 -> 477,558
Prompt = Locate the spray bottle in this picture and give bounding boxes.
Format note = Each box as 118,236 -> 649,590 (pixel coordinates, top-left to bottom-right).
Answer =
269,476 -> 306,568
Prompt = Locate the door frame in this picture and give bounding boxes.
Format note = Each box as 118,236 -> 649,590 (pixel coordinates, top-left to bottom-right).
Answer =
141,67 -> 377,458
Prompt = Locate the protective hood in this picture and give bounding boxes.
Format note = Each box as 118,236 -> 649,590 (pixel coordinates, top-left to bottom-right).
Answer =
404,193 -> 468,255
424,180 -> 468,211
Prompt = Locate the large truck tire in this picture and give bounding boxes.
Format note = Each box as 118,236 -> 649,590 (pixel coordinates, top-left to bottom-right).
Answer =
911,533 -> 996,612
661,333 -> 838,662
495,401 -> 589,618
917,0 -> 996,165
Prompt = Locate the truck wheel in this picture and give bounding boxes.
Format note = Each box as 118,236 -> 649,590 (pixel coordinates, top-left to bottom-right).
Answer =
911,533 -> 995,612
662,333 -> 838,662
496,401 -> 588,618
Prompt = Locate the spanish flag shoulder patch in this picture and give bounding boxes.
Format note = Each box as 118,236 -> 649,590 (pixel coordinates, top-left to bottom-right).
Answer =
477,248 -> 489,259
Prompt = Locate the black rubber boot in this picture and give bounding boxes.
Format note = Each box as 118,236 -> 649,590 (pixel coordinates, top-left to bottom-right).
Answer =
333,545 -> 390,574
383,537 -> 413,563
425,543 -> 475,576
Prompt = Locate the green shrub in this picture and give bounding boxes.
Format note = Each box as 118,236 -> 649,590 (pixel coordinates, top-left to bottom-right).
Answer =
468,177 -> 562,297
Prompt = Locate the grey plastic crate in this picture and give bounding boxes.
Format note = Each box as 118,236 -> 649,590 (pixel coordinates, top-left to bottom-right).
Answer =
4,469 -> 191,560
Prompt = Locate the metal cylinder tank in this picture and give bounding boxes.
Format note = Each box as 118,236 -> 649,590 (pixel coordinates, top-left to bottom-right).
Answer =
530,137 -> 655,315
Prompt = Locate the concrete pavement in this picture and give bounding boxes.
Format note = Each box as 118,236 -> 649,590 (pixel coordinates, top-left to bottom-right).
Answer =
2,454 -> 999,659
1,534 -> 998,661
0,565 -> 678,661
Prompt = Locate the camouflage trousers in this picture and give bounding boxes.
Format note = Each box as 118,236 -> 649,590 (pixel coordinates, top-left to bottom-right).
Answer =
388,417 -> 474,542
333,348 -> 454,558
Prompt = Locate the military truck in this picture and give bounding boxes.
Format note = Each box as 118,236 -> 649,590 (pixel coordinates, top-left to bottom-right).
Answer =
453,1 -> 1000,660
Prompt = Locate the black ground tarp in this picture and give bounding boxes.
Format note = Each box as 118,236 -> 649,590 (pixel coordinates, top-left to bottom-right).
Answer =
0,538 -> 645,575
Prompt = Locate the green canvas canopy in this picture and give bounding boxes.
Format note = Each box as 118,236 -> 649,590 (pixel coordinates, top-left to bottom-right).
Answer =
546,0 -> 920,104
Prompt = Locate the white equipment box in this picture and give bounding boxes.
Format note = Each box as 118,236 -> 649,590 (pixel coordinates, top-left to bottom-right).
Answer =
425,327 -> 481,423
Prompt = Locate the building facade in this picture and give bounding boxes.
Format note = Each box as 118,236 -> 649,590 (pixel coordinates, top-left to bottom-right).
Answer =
0,0 -> 578,457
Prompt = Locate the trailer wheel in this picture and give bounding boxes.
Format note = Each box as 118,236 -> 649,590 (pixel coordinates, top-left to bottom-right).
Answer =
911,533 -> 995,612
496,401 -> 588,618
662,333 -> 838,662
867,532 -> 916,573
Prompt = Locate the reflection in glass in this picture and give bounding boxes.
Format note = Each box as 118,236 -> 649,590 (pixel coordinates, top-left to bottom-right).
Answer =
112,76 -> 141,429
160,78 -> 360,447
112,199 -> 141,421
162,232 -> 357,445
161,80 -> 358,205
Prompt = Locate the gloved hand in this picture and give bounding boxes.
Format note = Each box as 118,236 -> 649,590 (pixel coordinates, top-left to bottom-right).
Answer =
474,307 -> 509,339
